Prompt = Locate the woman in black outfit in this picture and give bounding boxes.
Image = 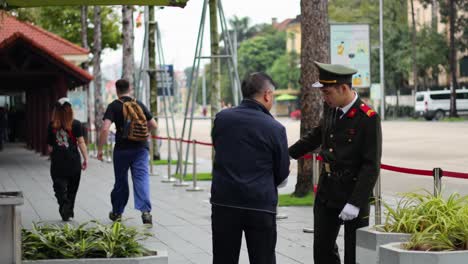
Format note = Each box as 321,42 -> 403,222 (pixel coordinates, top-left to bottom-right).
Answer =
47,97 -> 88,221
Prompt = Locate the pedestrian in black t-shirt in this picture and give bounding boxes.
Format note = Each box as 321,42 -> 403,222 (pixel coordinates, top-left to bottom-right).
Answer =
97,79 -> 158,226
47,98 -> 88,221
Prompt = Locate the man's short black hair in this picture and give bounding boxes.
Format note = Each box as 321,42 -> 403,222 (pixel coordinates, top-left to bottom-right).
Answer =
115,79 -> 130,94
241,72 -> 276,99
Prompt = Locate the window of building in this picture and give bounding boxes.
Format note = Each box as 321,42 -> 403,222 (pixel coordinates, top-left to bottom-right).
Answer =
460,56 -> 468,77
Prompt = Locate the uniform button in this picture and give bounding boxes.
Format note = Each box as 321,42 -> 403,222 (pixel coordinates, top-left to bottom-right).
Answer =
328,173 -> 331,177
348,138 -> 352,142
352,177 -> 357,181
330,134 -> 334,138
329,148 -> 333,152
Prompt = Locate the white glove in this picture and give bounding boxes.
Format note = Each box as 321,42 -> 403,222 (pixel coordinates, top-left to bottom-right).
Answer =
339,203 -> 360,221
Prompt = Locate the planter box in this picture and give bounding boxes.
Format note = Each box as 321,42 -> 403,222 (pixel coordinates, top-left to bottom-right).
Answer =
380,242 -> 468,264
23,250 -> 168,264
356,226 -> 411,264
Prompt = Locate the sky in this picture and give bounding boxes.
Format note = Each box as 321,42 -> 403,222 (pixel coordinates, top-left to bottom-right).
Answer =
102,0 -> 301,72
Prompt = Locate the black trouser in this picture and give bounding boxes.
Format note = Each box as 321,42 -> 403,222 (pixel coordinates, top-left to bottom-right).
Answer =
50,151 -> 81,219
211,205 -> 277,264
313,198 -> 370,264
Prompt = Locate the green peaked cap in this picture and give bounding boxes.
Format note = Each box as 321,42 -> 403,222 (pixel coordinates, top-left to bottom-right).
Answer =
311,61 -> 358,88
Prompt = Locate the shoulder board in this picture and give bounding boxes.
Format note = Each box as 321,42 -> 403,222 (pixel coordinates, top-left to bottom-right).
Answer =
359,103 -> 376,117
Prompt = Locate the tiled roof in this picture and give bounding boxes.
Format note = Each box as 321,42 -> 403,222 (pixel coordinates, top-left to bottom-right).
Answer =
0,32 -> 93,84
273,18 -> 294,31
0,12 -> 89,55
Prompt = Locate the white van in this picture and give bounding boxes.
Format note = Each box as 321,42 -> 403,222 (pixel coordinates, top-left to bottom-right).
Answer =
414,88 -> 468,120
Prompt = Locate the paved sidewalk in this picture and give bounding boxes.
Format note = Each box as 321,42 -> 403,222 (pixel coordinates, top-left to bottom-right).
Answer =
0,144 -> 385,264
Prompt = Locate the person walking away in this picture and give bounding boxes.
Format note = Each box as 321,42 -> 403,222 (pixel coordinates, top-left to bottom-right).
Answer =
47,97 -> 88,221
97,79 -> 158,226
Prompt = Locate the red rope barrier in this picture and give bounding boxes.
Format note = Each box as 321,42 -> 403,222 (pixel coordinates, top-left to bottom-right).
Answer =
443,170 -> 468,179
380,164 -> 433,176
152,136 -> 213,146
152,137 -> 468,180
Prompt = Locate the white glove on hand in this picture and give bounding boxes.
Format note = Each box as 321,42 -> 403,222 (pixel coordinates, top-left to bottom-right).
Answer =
339,203 -> 360,221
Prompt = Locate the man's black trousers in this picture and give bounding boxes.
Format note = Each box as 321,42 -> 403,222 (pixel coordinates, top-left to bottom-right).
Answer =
313,198 -> 370,264
211,205 -> 277,264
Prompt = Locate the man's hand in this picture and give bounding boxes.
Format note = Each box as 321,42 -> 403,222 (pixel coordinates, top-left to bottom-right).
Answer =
97,150 -> 104,161
339,203 -> 360,221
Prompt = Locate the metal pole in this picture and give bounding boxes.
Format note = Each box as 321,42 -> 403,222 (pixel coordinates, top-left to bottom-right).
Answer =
149,137 -> 158,176
374,173 -> 382,225
187,140 -> 203,191
433,168 -> 442,196
373,0 -> 385,226
175,0 -> 208,177
202,74 -> 207,110
379,0 -> 385,120
174,139 -> 189,187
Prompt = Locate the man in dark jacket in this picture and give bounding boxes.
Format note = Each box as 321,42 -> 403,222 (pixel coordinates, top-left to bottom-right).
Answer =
289,62 -> 382,264
211,72 -> 290,264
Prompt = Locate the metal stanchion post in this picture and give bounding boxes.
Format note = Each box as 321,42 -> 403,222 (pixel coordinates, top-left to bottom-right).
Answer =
149,137 -> 159,177
433,168 -> 442,196
187,140 -> 203,191
374,172 -> 382,225
162,138 -> 177,182
90,130 -> 97,158
303,153 -> 317,233
173,140 -> 189,187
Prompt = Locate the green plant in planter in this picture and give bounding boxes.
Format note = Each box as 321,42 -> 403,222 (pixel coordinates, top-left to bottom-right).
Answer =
22,221 -> 153,260
382,191 -> 468,235
395,192 -> 468,251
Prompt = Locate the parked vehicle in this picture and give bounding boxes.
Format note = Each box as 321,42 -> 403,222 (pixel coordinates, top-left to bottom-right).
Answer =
414,88 -> 468,120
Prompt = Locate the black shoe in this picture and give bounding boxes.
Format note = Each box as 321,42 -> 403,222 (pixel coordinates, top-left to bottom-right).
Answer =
59,206 -> 71,221
142,212 -> 153,226
109,212 -> 122,222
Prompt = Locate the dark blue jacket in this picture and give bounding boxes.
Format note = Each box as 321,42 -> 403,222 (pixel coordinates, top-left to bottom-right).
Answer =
210,99 -> 290,213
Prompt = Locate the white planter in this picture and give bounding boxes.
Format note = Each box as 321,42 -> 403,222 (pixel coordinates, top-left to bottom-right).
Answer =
356,226 -> 411,264
23,250 -> 168,264
379,242 -> 468,264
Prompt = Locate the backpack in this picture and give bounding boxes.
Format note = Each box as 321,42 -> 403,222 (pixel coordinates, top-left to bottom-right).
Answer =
118,98 -> 149,141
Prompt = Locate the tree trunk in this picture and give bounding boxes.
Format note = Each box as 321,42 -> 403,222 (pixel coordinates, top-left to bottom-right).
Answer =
294,0 -> 329,197
93,6 -> 105,144
148,6 -> 160,160
209,0 -> 221,123
122,5 -> 134,86
81,6 -> 92,144
410,0 -> 418,91
448,0 -> 458,117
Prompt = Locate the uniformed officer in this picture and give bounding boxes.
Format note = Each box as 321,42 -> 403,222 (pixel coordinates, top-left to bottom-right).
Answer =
289,61 -> 382,264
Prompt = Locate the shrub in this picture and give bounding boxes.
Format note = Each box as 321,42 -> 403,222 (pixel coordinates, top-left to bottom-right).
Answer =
22,221 -> 153,260
381,191 -> 468,251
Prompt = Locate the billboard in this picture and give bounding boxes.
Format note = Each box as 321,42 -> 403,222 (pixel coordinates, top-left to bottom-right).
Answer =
157,64 -> 174,96
330,24 -> 371,88
68,89 -> 87,123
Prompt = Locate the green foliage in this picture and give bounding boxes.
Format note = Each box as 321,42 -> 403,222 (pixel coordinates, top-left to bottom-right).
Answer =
421,0 -> 468,52
11,6 -> 121,51
278,192 -> 314,207
415,26 -> 449,84
382,191 -> 468,251
174,172 -> 212,181
237,30 -> 286,79
22,221 -> 153,260
267,51 -> 300,90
